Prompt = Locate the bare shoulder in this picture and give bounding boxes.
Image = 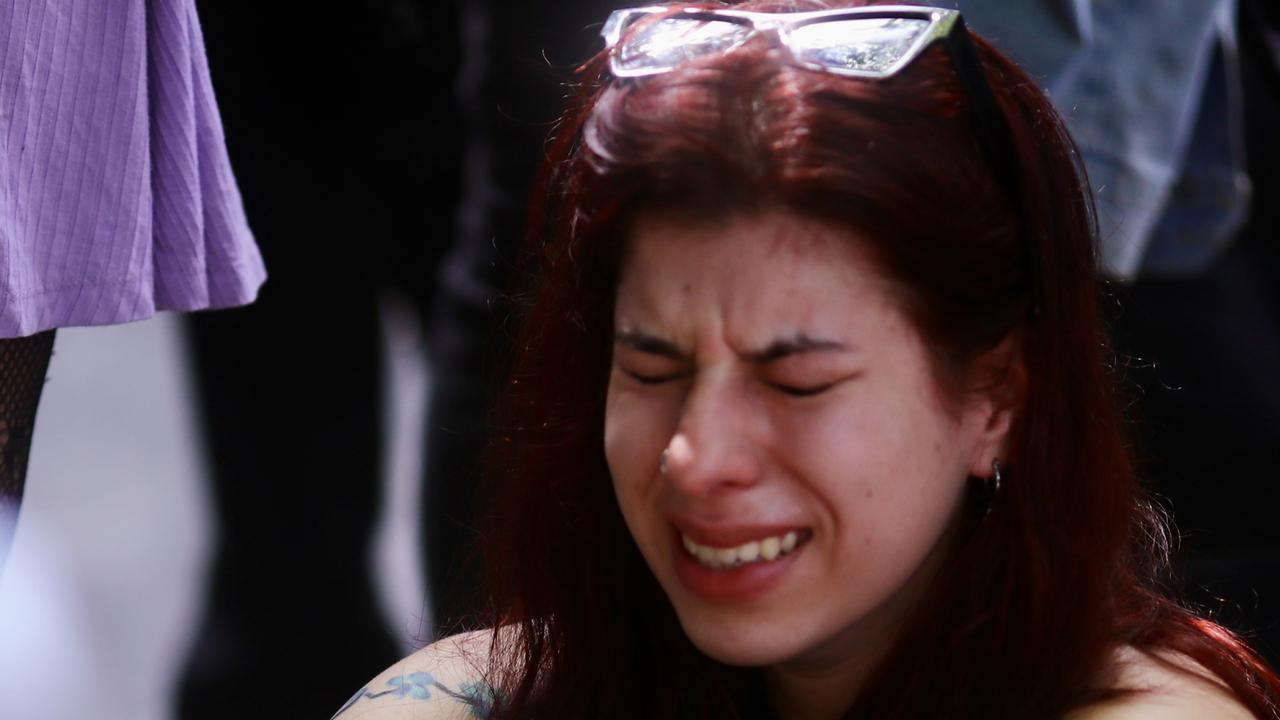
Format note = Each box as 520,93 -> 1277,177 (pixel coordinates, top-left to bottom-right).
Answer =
1067,646 -> 1255,720
330,630 -> 498,720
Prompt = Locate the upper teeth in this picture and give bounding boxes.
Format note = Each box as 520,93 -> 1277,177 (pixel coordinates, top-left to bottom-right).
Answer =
682,531 -> 801,569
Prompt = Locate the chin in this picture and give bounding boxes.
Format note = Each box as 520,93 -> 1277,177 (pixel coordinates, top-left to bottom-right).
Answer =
672,602 -> 816,668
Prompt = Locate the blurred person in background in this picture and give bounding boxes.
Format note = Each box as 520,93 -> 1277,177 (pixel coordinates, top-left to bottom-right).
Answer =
0,0 -> 264,572
182,2 -> 505,717
958,0 -> 1280,663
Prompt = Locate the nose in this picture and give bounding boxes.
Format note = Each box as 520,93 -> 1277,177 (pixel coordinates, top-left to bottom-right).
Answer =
663,374 -> 761,496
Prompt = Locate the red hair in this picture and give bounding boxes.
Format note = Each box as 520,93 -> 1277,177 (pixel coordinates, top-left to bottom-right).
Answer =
476,1 -> 1280,717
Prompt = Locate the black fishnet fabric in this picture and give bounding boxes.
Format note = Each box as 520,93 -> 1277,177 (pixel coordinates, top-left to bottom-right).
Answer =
0,330 -> 55,568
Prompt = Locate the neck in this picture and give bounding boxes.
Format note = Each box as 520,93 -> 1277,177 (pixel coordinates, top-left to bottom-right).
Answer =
766,644 -> 880,720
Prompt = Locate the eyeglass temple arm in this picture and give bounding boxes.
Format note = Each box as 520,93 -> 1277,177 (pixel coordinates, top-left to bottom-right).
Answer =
943,18 -> 1024,218
944,18 -> 1041,315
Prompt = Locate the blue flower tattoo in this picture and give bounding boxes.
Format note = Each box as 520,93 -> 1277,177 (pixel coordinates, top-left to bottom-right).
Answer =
331,672 -> 497,718
386,672 -> 435,700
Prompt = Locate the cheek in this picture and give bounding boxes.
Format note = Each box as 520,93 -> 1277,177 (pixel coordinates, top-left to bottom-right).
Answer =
777,376 -> 970,550
603,374 -> 680,500
604,377 -> 687,573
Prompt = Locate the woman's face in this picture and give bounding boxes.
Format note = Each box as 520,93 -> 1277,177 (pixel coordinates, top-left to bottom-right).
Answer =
604,209 -> 1009,677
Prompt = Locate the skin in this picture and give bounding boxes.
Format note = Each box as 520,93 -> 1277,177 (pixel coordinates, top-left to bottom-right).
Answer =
330,631 -> 498,720
603,208 -> 1015,720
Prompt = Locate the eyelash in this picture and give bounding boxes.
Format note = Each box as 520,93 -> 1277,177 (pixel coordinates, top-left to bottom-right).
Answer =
624,370 -> 835,397
765,381 -> 837,397
624,370 -> 684,385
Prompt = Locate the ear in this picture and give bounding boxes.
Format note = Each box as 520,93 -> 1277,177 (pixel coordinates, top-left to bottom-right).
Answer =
963,333 -> 1027,478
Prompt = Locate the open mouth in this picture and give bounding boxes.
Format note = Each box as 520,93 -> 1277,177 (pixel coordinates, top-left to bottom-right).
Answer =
680,529 -> 812,570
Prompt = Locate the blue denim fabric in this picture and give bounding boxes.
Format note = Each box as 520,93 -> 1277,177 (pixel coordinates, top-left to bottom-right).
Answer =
954,0 -> 1250,279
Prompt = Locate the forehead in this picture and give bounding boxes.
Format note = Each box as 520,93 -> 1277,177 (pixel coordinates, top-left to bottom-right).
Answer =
618,208 -> 893,311
613,208 -> 911,356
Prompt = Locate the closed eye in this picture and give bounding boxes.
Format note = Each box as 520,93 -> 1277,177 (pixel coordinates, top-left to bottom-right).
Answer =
765,380 -> 838,397
624,369 -> 685,385
763,369 -> 861,397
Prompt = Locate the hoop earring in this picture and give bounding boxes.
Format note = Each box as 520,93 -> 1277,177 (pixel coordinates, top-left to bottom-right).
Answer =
983,459 -> 1003,518
659,448 -> 671,476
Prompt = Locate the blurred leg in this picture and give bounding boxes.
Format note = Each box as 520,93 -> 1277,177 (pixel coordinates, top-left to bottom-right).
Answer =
179,288 -> 398,718
422,247 -> 499,637
0,330 -> 56,574
180,2 -> 462,712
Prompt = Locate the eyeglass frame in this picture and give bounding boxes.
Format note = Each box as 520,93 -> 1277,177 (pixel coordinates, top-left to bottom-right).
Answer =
599,4 -> 1035,312
604,5 -> 958,78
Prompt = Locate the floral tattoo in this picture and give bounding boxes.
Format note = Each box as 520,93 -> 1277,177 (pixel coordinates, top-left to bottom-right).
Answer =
331,672 -> 498,718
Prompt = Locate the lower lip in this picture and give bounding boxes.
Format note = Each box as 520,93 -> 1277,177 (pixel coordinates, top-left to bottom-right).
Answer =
671,531 -> 805,604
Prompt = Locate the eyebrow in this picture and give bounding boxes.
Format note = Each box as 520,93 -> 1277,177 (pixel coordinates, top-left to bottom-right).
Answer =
614,329 -> 686,359
613,329 -> 850,364
745,335 -> 850,364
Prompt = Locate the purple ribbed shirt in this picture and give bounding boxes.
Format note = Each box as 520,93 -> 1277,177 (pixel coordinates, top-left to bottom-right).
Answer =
0,0 -> 265,338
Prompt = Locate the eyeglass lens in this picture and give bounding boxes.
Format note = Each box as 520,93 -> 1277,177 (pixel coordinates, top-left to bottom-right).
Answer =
788,18 -> 930,74
615,14 -> 935,76
615,18 -> 751,73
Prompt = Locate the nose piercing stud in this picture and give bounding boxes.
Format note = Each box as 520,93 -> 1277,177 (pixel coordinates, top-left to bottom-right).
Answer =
659,448 -> 671,475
